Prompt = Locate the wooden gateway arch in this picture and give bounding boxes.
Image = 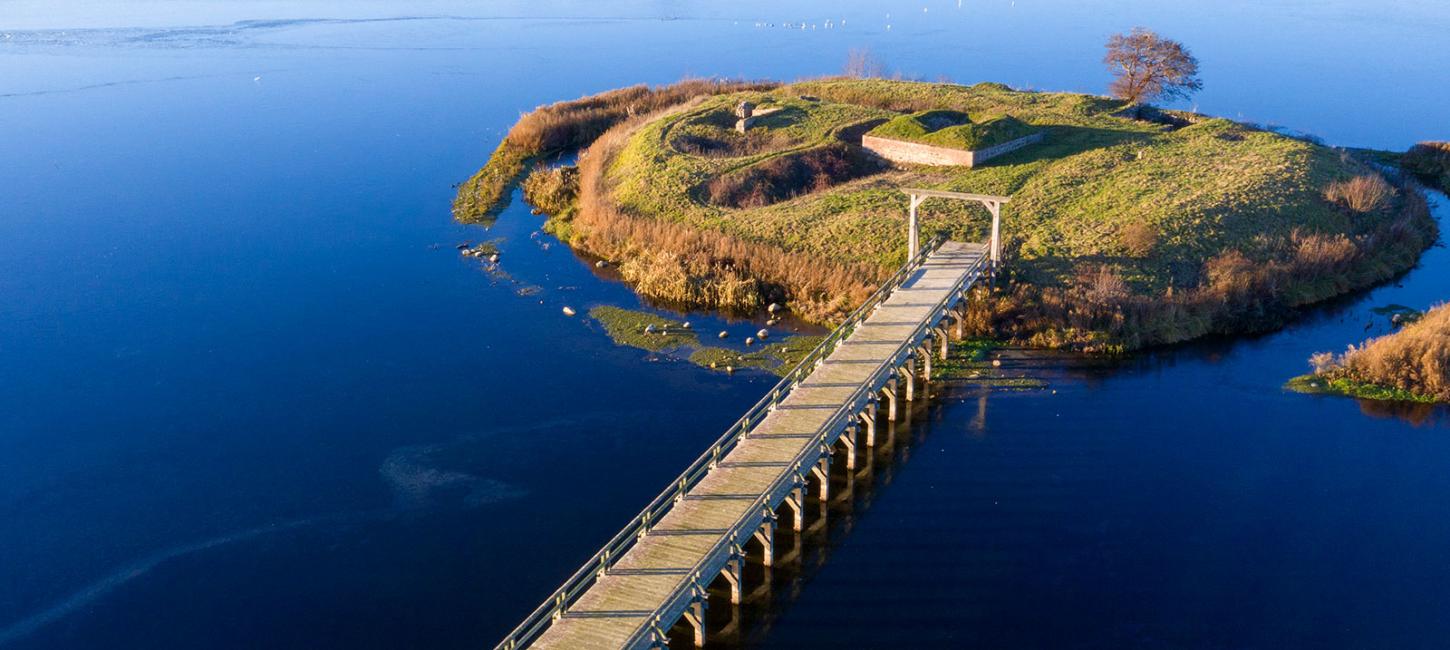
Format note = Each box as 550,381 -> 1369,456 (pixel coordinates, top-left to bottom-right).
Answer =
904,187 -> 1009,272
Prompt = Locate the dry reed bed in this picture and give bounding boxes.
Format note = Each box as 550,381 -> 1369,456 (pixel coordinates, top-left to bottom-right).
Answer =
1311,303 -> 1450,402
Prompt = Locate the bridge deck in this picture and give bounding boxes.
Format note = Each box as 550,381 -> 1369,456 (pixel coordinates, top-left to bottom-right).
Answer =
528,241 -> 988,649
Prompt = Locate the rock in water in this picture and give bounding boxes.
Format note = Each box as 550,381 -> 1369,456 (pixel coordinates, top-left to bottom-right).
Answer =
682,321 -> 691,329
767,303 -> 780,313
562,306 -> 576,316
745,337 -> 755,346
718,331 -> 728,339
756,329 -> 769,339
991,358 -> 1002,367
595,260 -> 608,268
645,324 -> 655,334
489,253 -> 500,264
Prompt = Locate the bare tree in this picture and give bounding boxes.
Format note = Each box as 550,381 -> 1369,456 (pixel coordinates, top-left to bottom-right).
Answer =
844,48 -> 886,79
1103,28 -> 1202,105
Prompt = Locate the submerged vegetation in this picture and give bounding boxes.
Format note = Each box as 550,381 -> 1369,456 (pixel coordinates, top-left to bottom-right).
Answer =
461,77 -> 1438,351
1293,303 -> 1450,403
589,305 -> 821,376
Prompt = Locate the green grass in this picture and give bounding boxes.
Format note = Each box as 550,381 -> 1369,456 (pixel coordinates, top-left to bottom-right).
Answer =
867,110 -> 1038,150
1286,375 -> 1438,404
603,79 -> 1368,285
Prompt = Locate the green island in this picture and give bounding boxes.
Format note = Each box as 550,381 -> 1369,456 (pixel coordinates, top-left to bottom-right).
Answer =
1289,302 -> 1450,404
459,77 -> 1438,354
589,305 -> 823,376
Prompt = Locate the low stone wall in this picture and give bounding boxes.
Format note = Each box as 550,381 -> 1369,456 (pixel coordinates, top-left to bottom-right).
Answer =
735,106 -> 784,133
861,131 -> 1043,167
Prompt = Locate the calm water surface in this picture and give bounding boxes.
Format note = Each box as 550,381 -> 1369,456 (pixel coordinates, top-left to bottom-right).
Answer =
2,1 -> 1448,648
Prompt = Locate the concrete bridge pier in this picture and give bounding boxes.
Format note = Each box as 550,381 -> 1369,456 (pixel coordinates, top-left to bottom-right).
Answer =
753,515 -> 776,568
783,484 -> 805,532
680,598 -> 707,648
841,424 -> 858,470
858,402 -> 877,447
882,378 -> 899,421
900,360 -> 916,402
811,454 -> 831,501
917,344 -> 933,380
720,555 -> 743,604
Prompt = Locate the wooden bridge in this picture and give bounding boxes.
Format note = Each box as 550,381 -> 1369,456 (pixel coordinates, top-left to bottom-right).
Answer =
497,190 -> 1007,650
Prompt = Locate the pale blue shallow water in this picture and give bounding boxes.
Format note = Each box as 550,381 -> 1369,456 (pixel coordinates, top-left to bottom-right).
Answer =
1,2 -> 1448,648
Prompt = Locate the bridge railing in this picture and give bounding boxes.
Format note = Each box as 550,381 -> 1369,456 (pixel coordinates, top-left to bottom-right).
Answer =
620,239 -> 988,647
495,236 -> 953,650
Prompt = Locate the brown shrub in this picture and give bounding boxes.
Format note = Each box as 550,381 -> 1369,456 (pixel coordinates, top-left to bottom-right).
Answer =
1119,221 -> 1160,256
520,164 -> 578,218
1291,230 -> 1357,274
1077,264 -> 1129,305
1324,174 -> 1394,214
1316,303 -> 1450,401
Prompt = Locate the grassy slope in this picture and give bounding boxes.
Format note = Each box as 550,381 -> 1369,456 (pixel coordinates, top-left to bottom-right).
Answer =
605,79 -> 1366,289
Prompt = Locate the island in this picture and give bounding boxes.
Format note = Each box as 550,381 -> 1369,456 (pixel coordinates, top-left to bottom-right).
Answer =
455,78 -> 1437,353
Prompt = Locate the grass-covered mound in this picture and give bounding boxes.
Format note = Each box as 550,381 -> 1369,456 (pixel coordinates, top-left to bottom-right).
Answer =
1292,303 -> 1450,403
868,109 -> 1038,150
468,78 -> 1438,351
452,79 -> 777,224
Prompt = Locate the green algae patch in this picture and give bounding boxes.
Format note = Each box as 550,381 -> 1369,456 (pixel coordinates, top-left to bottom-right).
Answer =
690,335 -> 827,376
588,305 -> 824,375
932,338 -> 1048,390
1286,375 -> 1437,404
589,306 -> 698,351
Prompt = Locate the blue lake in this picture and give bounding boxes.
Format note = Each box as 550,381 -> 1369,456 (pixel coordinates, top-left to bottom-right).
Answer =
2,2 -> 1448,648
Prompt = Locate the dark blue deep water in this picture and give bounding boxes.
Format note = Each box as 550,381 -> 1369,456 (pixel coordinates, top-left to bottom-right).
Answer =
2,2 -> 1448,648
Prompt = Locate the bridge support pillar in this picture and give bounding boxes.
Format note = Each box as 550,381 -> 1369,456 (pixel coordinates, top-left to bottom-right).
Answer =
883,379 -> 898,421
841,425 -> 858,470
784,486 -> 804,531
811,456 -> 831,502
938,327 -> 950,359
720,556 -> 743,604
919,345 -> 932,381
753,518 -> 776,567
681,600 -> 707,648
860,403 -> 877,447
902,360 -> 916,401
